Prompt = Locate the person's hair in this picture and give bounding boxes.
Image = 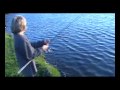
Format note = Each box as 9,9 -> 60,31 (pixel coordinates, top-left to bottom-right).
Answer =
11,15 -> 27,34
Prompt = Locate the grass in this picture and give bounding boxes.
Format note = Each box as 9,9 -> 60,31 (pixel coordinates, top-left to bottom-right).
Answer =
5,33 -> 61,77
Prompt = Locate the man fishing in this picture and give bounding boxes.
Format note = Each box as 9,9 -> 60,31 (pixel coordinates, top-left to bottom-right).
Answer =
11,15 -> 49,77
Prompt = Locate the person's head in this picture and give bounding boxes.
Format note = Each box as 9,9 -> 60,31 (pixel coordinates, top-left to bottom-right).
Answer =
11,15 -> 27,34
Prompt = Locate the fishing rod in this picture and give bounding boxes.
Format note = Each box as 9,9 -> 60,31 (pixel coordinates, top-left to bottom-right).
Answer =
49,16 -> 80,44
46,16 -> 80,52
17,60 -> 33,74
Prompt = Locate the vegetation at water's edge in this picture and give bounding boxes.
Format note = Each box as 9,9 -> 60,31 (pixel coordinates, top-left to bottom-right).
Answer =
5,33 -> 61,77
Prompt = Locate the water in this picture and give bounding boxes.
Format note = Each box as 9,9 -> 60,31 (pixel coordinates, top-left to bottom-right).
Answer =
5,13 -> 115,77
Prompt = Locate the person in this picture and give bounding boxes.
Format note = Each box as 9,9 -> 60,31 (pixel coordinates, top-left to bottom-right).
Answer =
11,15 -> 49,77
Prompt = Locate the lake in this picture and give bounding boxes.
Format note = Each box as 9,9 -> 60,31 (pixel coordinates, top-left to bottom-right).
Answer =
5,13 -> 115,77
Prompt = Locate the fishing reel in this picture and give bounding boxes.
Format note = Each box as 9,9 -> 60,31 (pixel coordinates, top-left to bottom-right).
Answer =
42,39 -> 53,53
43,39 -> 50,45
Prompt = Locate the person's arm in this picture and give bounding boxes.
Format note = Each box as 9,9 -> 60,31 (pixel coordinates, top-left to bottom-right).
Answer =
31,39 -> 50,48
31,40 -> 44,48
21,39 -> 43,60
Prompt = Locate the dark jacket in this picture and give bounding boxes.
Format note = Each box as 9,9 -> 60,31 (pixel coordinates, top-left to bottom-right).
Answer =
14,34 -> 44,77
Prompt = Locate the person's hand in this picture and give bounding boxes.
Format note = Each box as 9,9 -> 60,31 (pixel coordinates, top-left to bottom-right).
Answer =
42,44 -> 49,52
